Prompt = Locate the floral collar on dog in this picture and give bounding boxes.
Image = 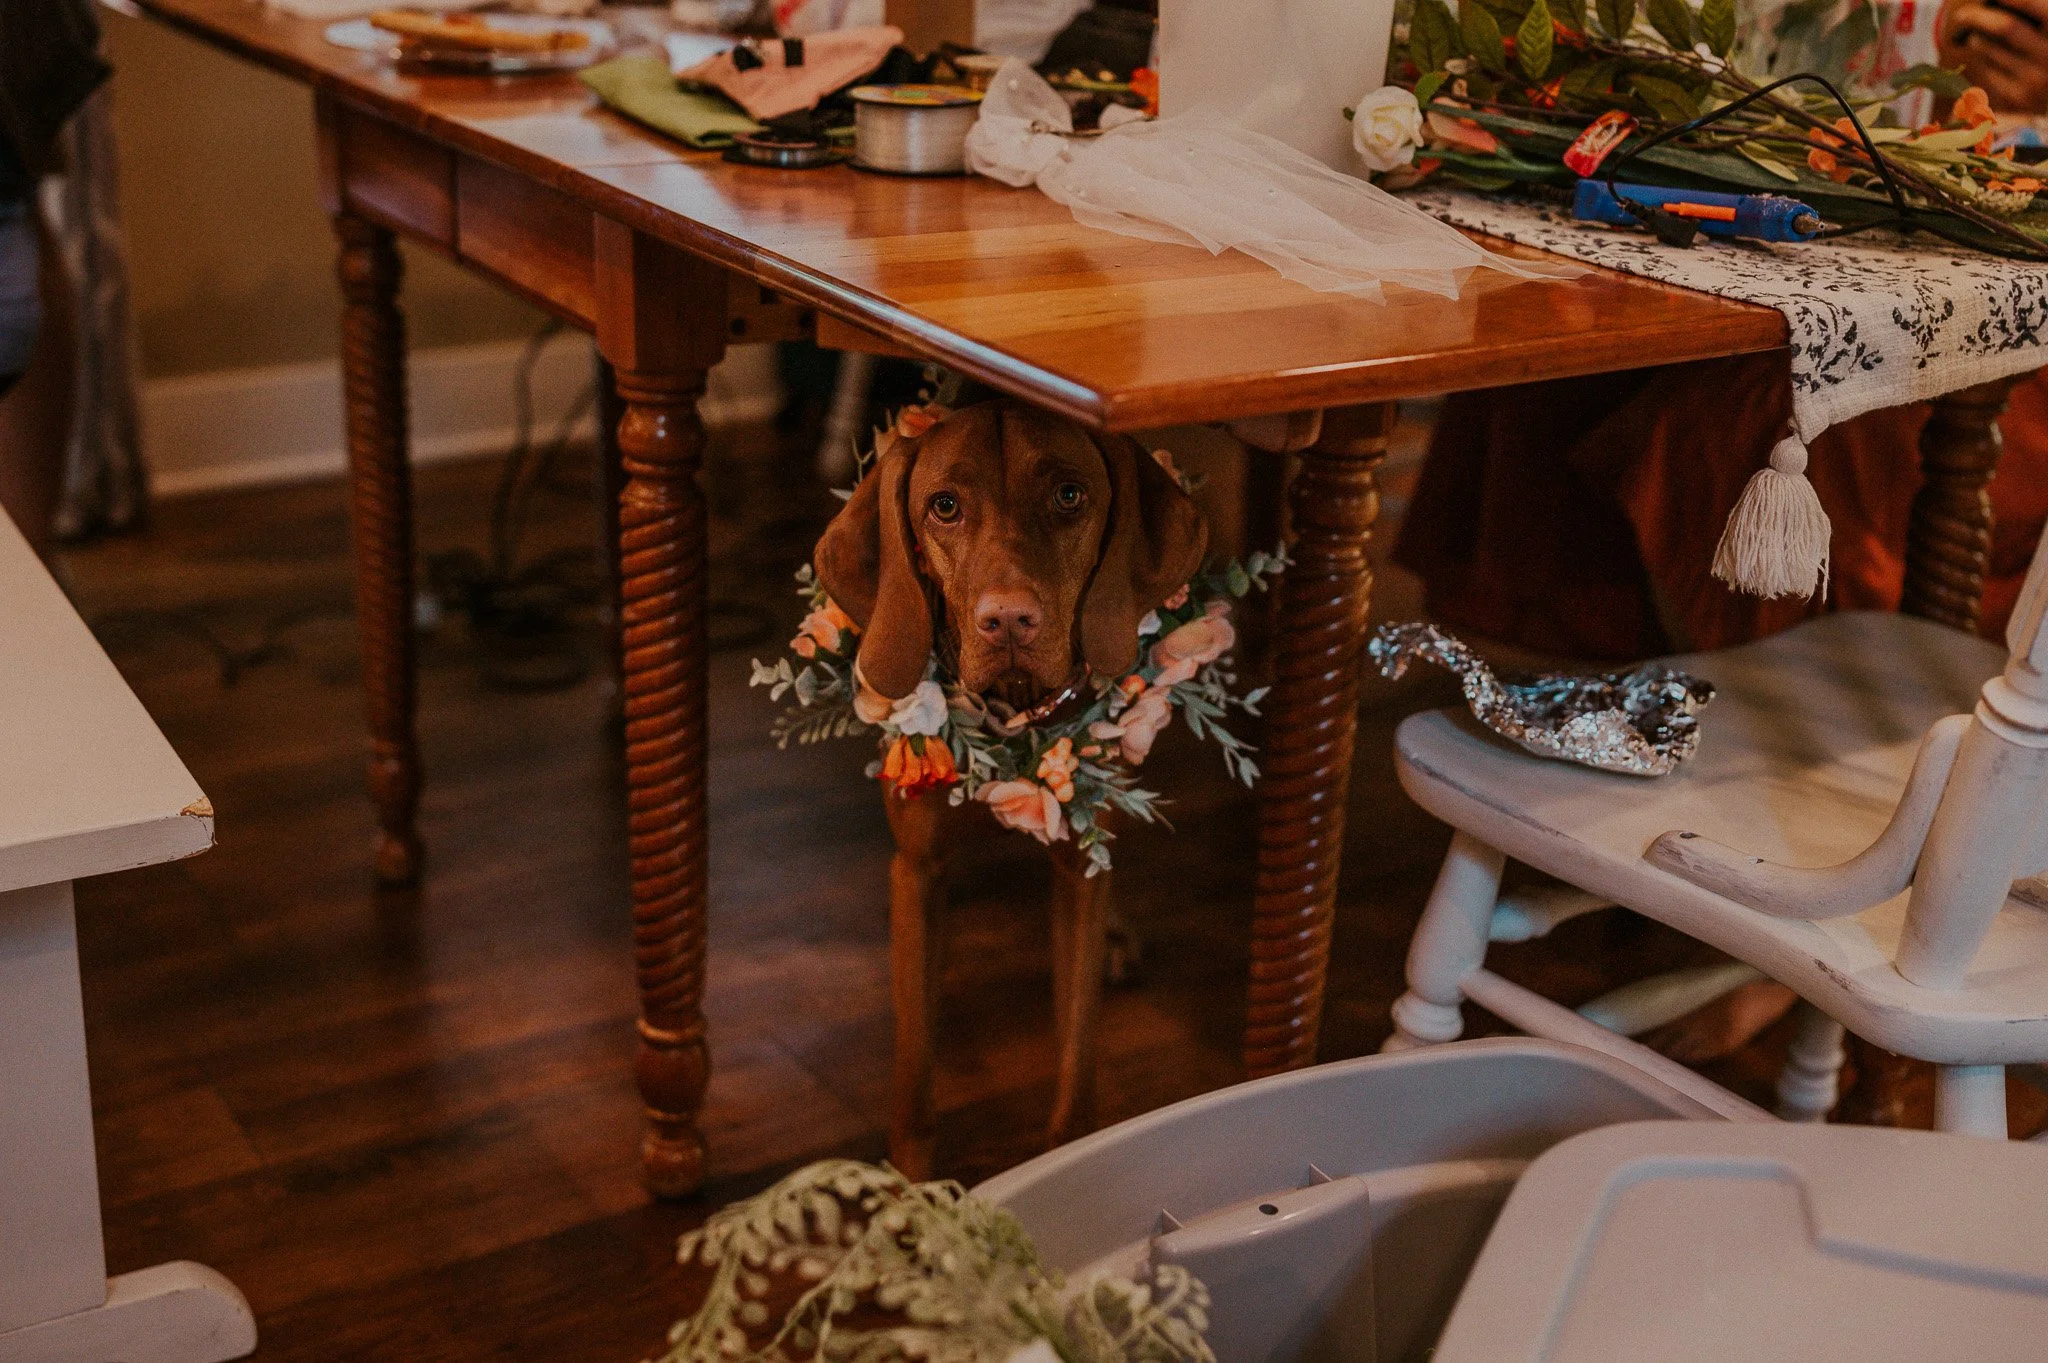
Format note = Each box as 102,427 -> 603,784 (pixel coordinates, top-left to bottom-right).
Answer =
752,551 -> 1282,876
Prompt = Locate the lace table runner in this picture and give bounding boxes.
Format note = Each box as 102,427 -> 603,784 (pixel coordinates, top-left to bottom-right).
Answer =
1412,188 -> 2048,438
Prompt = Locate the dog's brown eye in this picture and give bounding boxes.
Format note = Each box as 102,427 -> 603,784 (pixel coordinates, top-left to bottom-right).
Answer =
1054,482 -> 1086,512
928,492 -> 961,523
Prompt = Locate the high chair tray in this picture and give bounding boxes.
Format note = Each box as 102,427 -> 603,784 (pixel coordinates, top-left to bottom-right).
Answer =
1434,1120 -> 2048,1363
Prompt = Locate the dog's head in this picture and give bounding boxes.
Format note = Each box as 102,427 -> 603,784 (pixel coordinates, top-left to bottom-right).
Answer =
815,399 -> 1208,707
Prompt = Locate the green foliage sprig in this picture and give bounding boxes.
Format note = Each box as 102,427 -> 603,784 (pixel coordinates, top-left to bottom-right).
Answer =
662,1160 -> 1215,1363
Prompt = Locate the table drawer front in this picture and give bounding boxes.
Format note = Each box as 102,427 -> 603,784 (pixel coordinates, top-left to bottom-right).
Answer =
337,108 -> 455,247
456,156 -> 595,326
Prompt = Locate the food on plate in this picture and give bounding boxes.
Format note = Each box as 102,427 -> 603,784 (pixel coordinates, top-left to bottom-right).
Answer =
366,10 -> 588,53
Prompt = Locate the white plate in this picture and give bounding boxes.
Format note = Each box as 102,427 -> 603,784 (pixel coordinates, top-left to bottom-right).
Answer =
323,15 -> 617,72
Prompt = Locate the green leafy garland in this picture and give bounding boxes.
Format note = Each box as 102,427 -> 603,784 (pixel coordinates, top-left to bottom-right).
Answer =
1375,0 -> 2048,257
662,1160 -> 1214,1363
752,543 -> 1281,877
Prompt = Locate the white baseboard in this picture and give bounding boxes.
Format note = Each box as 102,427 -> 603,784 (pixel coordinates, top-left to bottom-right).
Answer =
144,336 -> 783,499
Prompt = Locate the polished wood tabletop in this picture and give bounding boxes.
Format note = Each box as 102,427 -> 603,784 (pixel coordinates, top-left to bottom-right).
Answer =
134,0 -> 1785,428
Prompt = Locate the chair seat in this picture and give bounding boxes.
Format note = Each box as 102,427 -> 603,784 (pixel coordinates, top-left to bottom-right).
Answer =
1394,611 -> 2048,1065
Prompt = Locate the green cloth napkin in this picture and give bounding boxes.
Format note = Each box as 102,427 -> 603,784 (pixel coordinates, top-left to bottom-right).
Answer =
579,54 -> 761,150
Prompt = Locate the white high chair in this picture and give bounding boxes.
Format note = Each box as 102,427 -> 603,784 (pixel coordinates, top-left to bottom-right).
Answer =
1382,529 -> 2048,1137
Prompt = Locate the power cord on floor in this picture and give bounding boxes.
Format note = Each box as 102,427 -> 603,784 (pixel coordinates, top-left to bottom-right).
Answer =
91,321 -> 804,692
424,320 -> 603,693
88,600 -> 353,688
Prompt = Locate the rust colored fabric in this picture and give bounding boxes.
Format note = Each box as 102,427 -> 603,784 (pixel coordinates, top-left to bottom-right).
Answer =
1396,354 -> 2048,659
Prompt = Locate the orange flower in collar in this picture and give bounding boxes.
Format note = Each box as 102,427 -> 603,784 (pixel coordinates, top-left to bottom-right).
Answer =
1036,736 -> 1079,803
881,733 -> 958,798
894,403 -> 946,440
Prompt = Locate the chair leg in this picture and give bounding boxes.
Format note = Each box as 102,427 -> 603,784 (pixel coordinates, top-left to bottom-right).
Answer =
1384,832 -> 1504,1051
1775,1001 -> 1846,1122
883,791 -> 949,1181
1047,849 -> 1110,1150
1934,1064 -> 2008,1138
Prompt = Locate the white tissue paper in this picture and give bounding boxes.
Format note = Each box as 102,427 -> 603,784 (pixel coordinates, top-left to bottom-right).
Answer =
964,61 -> 1582,303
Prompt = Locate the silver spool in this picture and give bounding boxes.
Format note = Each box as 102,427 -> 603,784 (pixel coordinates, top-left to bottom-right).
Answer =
849,86 -> 983,175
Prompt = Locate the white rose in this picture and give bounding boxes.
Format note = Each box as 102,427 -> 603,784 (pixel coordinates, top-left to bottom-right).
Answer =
1351,86 -> 1424,174
889,680 -> 949,737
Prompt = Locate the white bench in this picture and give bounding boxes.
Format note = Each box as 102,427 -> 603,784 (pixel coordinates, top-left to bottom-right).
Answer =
0,507 -> 255,1362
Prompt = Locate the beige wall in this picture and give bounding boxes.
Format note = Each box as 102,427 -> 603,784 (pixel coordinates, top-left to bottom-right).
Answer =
103,11 -> 544,379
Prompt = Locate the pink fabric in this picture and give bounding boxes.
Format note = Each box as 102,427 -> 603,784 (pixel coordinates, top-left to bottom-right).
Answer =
674,25 -> 901,120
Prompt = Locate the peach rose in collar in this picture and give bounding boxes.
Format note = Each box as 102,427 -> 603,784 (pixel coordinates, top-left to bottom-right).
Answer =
791,599 -> 856,659
852,666 -> 895,726
1150,605 -> 1235,688
978,779 -> 1068,844
1088,682 -> 1174,765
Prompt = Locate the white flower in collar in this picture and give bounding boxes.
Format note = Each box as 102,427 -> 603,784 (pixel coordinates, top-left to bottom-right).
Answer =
889,680 -> 949,736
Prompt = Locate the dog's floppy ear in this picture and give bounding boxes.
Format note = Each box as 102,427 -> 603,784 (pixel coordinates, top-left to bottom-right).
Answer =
1079,435 -> 1209,677
814,435 -> 932,699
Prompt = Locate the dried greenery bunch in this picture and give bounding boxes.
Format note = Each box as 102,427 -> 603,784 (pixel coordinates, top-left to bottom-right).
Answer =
659,1160 -> 1215,1363
1379,0 -> 2048,256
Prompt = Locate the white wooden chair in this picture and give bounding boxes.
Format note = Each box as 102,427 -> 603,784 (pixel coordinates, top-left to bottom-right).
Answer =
1382,529 -> 2048,1137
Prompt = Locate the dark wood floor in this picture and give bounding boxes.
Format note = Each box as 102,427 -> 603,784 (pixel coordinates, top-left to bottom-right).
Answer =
54,412 -> 1865,1360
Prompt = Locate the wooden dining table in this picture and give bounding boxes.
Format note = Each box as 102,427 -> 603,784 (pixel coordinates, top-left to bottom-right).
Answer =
128,0 -> 2015,1196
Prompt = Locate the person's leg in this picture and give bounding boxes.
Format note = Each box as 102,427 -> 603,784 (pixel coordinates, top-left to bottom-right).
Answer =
0,200 -> 35,394
0,205 -> 71,557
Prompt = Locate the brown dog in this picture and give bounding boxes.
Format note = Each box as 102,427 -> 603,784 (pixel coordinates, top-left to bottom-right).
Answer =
816,399 -> 1207,1178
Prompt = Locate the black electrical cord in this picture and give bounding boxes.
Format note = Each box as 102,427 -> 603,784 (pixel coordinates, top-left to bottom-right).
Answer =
94,324 -> 809,696
1601,71 -> 1914,247
423,320 -> 604,693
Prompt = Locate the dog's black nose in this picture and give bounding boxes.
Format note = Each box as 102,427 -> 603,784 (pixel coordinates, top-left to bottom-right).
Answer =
975,590 -> 1041,647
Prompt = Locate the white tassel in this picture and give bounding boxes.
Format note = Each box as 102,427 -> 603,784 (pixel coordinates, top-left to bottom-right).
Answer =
1711,434 -> 1831,600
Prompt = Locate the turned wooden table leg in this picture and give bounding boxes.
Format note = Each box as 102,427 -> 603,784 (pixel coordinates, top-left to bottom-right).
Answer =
596,222 -> 727,1196
614,367 -> 713,1198
1901,375 -> 2020,630
334,213 -> 422,887
1244,404 -> 1394,1077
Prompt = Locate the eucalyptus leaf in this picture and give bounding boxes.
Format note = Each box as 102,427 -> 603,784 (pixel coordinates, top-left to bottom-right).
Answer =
1551,0 -> 1587,33
1628,72 -> 1699,124
1891,62 -> 1971,100
1595,0 -> 1635,39
1698,0 -> 1734,55
1517,0 -> 1555,80
1646,0 -> 1694,50
1461,0 -> 1509,69
1735,140 -> 1801,181
1558,56 -> 1622,107
1411,0 -> 1460,72
1414,69 -> 1450,105
1907,126 -> 1991,152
